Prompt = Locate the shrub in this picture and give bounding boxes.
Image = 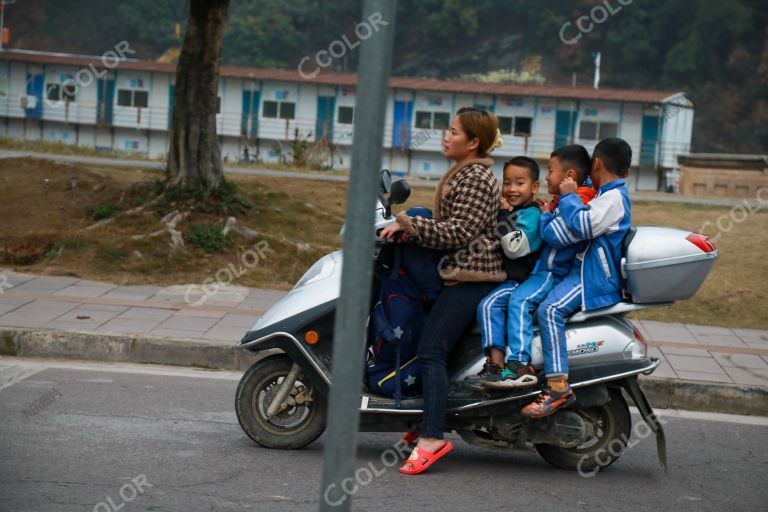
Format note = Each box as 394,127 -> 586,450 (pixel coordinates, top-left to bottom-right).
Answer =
87,202 -> 122,221
186,223 -> 232,253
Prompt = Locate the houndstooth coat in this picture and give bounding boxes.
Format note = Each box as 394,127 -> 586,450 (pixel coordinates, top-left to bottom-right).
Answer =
396,157 -> 506,284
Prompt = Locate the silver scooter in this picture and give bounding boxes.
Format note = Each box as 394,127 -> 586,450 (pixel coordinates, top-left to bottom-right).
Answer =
234,171 -> 719,472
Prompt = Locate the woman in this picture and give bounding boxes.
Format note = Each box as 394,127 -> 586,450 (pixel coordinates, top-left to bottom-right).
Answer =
379,107 -> 506,474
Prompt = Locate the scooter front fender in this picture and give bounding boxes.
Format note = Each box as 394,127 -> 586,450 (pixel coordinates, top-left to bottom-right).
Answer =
240,332 -> 331,397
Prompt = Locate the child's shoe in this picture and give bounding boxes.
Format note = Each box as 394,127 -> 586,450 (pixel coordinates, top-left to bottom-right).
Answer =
521,385 -> 576,418
465,360 -> 502,388
483,361 -> 538,389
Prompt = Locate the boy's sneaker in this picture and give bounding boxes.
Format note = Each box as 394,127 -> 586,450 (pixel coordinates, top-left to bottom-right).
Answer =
465,360 -> 502,388
483,361 -> 538,389
521,385 -> 576,418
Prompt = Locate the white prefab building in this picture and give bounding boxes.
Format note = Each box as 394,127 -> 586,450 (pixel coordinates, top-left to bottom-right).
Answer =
0,49 -> 694,191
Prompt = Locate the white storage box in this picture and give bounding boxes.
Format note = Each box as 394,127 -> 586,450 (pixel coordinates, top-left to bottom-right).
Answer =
622,227 -> 718,303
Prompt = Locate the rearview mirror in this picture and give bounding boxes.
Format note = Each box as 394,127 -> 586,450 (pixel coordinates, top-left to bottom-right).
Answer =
379,169 -> 392,194
389,179 -> 410,206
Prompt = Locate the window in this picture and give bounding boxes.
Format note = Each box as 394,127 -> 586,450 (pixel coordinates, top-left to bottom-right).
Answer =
514,117 -> 532,136
117,89 -> 148,108
338,106 -> 354,124
263,100 -> 295,119
579,121 -> 618,141
46,82 -> 78,103
498,115 -> 532,136
414,111 -> 450,130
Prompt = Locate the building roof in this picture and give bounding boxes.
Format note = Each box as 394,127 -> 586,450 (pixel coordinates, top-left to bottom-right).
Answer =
0,49 -> 685,104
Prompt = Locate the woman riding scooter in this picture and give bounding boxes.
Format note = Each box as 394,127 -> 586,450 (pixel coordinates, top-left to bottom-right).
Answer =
379,107 -> 507,475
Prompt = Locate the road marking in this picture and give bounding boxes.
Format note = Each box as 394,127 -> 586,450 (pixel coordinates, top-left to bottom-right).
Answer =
631,406 -> 768,426
0,366 -> 45,393
0,357 -> 242,381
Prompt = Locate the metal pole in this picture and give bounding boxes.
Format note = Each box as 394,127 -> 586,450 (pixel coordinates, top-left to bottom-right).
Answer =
318,0 -> 396,510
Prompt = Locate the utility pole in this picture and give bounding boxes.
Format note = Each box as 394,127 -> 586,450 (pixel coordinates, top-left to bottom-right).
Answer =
318,0 -> 396,510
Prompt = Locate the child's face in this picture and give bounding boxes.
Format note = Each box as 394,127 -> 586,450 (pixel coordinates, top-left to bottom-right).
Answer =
443,116 -> 478,161
502,165 -> 539,207
545,156 -> 573,195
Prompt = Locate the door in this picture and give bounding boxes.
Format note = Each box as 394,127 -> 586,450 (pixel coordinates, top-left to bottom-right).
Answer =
25,73 -> 44,119
168,84 -> 175,129
392,100 -> 413,149
640,115 -> 659,165
555,110 -> 576,147
241,89 -> 260,137
96,78 -> 115,125
315,96 -> 335,141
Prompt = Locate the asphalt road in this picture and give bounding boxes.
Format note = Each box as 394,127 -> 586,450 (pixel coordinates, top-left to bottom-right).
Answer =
1,357 -> 766,512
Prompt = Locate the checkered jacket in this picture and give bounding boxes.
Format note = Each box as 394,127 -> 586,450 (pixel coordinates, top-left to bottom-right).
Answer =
397,158 -> 506,284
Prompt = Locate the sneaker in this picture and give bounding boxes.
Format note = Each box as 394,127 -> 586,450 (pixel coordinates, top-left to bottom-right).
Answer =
464,360 -> 502,388
521,385 -> 576,419
483,361 -> 538,389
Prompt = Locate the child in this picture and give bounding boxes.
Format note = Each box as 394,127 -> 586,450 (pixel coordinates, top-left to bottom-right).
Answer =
471,157 -> 543,385
522,138 -> 633,418
471,145 -> 596,389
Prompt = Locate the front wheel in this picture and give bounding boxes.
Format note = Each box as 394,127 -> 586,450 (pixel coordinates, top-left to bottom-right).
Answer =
235,356 -> 326,449
536,388 -> 631,473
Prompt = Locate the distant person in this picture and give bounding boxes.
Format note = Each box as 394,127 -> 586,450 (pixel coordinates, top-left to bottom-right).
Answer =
522,138 -> 632,418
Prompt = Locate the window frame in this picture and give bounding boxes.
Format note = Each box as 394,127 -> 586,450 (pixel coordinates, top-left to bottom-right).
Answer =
116,88 -> 149,108
337,105 -> 354,124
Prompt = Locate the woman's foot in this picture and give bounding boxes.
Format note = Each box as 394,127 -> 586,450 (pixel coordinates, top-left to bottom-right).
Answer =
400,438 -> 453,475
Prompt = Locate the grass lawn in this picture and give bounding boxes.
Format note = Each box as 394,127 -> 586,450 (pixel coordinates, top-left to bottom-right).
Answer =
1,157 -> 765,329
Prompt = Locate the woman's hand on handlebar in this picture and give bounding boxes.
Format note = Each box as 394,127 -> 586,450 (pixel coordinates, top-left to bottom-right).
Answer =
379,221 -> 403,240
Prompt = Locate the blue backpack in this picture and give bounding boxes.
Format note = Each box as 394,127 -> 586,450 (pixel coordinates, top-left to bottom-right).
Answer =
366,208 -> 443,406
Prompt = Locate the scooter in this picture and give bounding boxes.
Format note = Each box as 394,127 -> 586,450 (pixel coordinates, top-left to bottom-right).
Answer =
234,170 -> 719,472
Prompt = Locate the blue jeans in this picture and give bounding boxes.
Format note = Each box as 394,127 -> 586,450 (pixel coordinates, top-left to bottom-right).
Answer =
418,281 -> 498,439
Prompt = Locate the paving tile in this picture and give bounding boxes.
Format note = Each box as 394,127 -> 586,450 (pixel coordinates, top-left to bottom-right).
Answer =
763,355 -> 768,365
46,320 -> 103,332
649,361 -> 678,379
157,315 -> 219,331
101,286 -> 163,301
173,309 -> 226,319
0,312 -> 49,328
665,354 -> 727,374
8,276 -> 80,292
203,325 -> 248,341
72,303 -> 130,313
723,367 -> 768,387
217,313 -> 261,328
675,371 -> 733,384
744,341 -> 768,350
712,353 -> 768,369
641,321 -> 699,343
96,319 -> 162,335
685,324 -> 735,336
689,333 -> 746,347
53,285 -> 113,298
732,328 -> 768,344
0,299 -> 33,315
12,300 -> 81,319
658,345 -> 711,358
115,307 -> 175,322
150,328 -> 205,340
53,306 -> 126,325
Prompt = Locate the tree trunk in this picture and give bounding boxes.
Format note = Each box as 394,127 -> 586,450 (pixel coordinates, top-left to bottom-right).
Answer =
166,0 -> 230,193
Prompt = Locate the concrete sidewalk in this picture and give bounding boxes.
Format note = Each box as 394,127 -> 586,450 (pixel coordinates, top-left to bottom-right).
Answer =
1,268 -> 767,414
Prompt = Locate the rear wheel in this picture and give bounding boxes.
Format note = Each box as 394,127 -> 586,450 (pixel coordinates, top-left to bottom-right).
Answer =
536,388 -> 631,473
235,356 -> 326,449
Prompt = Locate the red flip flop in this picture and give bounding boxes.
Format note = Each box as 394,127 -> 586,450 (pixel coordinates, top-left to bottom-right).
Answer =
399,441 -> 454,475
401,431 -> 420,446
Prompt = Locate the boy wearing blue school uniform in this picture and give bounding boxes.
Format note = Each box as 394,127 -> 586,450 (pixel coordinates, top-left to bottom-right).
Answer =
470,146 -> 595,389
522,138 -> 633,418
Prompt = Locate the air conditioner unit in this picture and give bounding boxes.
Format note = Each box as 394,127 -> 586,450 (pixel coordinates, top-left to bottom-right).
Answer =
20,95 -> 37,109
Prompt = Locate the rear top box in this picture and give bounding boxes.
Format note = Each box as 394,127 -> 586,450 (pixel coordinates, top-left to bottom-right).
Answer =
622,227 -> 718,304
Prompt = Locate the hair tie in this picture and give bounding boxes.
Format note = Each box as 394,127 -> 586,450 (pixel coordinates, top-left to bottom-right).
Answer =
486,128 -> 503,154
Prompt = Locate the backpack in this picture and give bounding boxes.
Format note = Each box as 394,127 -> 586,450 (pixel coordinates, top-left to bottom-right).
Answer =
366,208 -> 443,406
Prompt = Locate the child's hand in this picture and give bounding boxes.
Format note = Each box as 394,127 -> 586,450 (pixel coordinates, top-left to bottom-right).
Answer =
499,197 -> 511,210
559,177 -> 578,196
538,199 -> 548,212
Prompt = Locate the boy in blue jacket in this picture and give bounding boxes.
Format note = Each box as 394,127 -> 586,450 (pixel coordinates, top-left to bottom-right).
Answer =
522,138 -> 633,418
470,147 -> 595,389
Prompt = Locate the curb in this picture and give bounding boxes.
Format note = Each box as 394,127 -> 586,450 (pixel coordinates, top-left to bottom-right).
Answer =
2,327 -> 767,417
